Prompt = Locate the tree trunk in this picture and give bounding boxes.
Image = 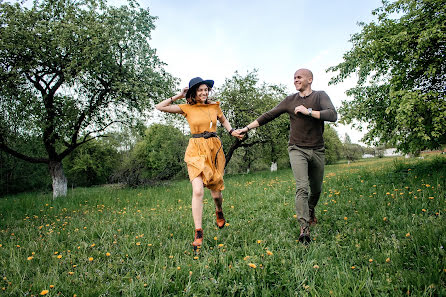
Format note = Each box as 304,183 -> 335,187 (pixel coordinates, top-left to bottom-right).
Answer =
49,160 -> 67,198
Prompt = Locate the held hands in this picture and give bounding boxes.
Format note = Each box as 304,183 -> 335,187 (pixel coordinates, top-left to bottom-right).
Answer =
230,129 -> 245,140
232,127 -> 248,139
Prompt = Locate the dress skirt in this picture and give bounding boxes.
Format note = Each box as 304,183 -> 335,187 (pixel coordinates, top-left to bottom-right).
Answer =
184,137 -> 225,191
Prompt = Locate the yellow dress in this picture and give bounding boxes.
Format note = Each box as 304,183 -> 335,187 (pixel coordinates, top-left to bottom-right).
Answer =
178,102 -> 226,191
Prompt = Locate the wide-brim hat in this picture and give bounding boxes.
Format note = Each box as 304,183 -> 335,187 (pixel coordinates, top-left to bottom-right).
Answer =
186,77 -> 214,99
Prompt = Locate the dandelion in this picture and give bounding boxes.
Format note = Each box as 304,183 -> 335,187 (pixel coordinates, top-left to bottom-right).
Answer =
369,259 -> 373,263
177,266 -> 181,270
68,272 -> 74,275
90,243 -> 95,247
386,258 -> 391,263
189,271 -> 193,276
383,217 -> 387,221
27,256 -> 34,260
243,256 -> 250,261
344,217 -> 348,220
193,256 -> 199,260
422,209 -> 426,212
106,252 -> 111,257
40,290 -> 49,295
136,242 -> 141,246
351,266 -> 356,269
49,285 -> 54,289
214,237 -> 218,240
88,257 -> 93,262
169,255 -> 174,259
266,250 -> 273,256
257,240 -> 262,244
147,244 -> 152,247
57,255 -> 62,259
218,244 -> 224,247
406,233 -> 411,237
248,263 -> 257,269
313,264 -> 320,269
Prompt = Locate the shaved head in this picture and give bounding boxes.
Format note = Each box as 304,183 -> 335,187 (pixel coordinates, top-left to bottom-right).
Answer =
296,68 -> 313,80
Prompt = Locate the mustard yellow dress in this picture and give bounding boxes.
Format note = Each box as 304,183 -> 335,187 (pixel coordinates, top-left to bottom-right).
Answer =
178,102 -> 226,191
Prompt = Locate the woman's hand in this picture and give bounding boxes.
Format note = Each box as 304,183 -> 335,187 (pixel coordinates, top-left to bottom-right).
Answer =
179,87 -> 188,99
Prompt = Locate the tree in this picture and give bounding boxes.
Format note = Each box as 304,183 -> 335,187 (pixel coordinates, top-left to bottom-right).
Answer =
324,125 -> 343,164
328,0 -> 446,155
0,0 -> 176,197
216,70 -> 289,171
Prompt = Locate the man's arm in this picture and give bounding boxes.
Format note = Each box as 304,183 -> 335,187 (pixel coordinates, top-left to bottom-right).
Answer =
234,98 -> 289,136
293,91 -> 337,122
318,91 -> 337,122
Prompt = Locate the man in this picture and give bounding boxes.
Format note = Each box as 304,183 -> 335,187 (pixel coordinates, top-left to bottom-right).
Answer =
235,69 -> 337,244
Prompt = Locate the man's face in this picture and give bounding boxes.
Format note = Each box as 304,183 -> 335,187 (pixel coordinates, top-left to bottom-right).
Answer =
294,70 -> 312,92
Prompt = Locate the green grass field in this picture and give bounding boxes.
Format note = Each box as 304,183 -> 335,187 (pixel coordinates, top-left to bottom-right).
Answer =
0,155 -> 445,296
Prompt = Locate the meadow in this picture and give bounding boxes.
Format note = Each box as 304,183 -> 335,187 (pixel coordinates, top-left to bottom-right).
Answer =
0,155 -> 444,296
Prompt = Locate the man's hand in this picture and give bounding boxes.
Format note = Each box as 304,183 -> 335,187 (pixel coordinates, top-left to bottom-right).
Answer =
294,105 -> 310,115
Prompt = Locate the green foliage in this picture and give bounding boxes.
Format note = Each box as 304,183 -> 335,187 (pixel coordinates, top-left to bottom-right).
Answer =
216,70 -> 289,172
343,143 -> 364,162
328,0 -> 446,154
0,137 -> 50,196
114,124 -> 188,186
0,155 -> 444,295
63,138 -> 121,187
0,0 -> 176,196
323,124 -> 343,164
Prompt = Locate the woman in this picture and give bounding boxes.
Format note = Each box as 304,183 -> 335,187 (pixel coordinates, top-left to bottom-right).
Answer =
156,77 -> 241,250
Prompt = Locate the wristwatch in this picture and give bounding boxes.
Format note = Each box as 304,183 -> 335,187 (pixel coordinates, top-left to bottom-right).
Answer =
307,108 -> 312,117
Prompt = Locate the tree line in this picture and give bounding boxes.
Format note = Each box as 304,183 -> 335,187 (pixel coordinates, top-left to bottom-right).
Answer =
1,0 -> 444,197
1,70 -> 381,196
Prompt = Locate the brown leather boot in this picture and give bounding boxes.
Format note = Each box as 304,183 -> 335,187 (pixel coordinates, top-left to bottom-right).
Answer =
192,228 -> 203,249
216,210 -> 226,229
309,208 -> 318,226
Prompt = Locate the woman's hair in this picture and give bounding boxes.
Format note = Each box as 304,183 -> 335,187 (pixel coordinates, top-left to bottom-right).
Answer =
186,84 -> 213,105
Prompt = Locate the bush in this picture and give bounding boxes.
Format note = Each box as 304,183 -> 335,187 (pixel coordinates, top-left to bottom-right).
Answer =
113,124 -> 188,186
63,138 -> 121,187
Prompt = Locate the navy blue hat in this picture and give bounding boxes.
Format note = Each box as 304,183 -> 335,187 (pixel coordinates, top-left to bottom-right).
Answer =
186,77 -> 214,99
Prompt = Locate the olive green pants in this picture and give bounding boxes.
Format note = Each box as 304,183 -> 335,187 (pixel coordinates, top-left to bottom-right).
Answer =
288,145 -> 325,228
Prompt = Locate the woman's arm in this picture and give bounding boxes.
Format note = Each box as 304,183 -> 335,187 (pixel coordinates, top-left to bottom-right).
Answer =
218,114 -> 243,140
155,87 -> 188,113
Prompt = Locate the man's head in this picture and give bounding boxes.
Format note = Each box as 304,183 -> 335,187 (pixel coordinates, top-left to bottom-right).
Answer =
294,69 -> 313,92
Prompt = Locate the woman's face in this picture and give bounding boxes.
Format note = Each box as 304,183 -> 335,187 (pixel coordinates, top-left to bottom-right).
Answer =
195,84 -> 209,103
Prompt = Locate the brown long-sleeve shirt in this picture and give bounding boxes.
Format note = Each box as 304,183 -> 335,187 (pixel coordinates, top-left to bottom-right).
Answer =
256,91 -> 337,148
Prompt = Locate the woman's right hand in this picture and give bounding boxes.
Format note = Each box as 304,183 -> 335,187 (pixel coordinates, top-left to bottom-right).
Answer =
180,87 -> 189,98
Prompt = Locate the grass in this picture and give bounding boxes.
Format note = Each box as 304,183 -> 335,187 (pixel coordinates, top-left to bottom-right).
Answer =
0,155 -> 445,296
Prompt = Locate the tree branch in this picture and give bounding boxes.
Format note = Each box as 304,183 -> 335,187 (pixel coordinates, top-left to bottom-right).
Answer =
0,134 -> 48,164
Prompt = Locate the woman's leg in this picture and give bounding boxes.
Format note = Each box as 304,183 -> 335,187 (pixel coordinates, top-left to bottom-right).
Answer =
191,175 -> 205,229
211,190 -> 226,228
210,190 -> 223,211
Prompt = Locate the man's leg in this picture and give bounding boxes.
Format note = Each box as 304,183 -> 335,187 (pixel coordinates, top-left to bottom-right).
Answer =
308,147 -> 325,225
288,145 -> 311,228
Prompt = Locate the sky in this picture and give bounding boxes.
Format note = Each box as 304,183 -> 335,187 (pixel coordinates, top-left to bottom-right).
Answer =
133,0 -> 384,144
